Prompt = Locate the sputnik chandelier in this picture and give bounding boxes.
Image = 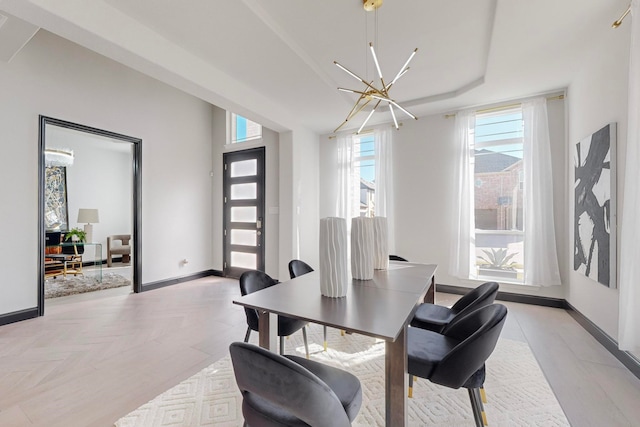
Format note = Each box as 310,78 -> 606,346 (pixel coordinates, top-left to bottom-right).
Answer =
334,0 -> 418,134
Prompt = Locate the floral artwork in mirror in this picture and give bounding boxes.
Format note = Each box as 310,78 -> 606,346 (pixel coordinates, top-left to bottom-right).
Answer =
45,166 -> 69,231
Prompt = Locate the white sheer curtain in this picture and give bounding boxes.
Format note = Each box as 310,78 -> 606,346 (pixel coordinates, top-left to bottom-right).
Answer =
374,127 -> 395,253
619,0 -> 640,352
522,98 -> 562,286
335,133 -> 358,219
450,110 -> 476,279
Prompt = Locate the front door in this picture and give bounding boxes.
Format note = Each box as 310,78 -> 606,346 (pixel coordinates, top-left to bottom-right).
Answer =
223,147 -> 265,278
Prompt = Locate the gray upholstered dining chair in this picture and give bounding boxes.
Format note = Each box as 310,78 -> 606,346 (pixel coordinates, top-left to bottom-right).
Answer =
408,304 -> 508,427
288,259 -> 332,351
239,269 -> 310,358
230,342 -> 362,427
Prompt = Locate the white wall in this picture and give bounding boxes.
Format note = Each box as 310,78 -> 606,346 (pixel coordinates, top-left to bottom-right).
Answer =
319,98 -> 567,299
566,23 -> 630,339
0,30 -> 215,315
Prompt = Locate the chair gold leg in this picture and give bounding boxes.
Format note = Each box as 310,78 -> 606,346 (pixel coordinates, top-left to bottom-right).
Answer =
482,410 -> 488,426
480,387 -> 487,403
323,326 -> 328,351
408,374 -> 414,398
341,330 -> 345,336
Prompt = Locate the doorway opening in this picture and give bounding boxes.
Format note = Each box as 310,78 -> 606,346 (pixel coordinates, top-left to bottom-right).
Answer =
38,116 -> 142,316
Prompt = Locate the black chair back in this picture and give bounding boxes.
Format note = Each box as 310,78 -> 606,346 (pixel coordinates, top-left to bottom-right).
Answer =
239,270 -> 278,332
389,255 -> 408,262
450,281 -> 499,318
288,259 -> 314,279
230,342 -> 352,427
430,304 -> 507,389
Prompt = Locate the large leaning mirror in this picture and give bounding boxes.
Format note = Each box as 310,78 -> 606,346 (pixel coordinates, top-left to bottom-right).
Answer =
38,116 -> 142,315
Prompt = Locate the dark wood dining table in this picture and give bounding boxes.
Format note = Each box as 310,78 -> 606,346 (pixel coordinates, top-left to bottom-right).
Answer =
233,261 -> 437,427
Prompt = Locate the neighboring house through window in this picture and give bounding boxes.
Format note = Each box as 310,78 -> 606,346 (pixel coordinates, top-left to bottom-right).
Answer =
473,107 -> 524,283
354,134 -> 375,217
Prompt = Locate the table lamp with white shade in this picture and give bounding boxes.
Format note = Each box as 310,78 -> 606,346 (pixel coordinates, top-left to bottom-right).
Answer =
77,208 -> 99,243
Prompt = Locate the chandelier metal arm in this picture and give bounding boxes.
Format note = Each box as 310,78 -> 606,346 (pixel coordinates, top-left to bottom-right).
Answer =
334,95 -> 372,133
391,48 -> 418,85
385,68 -> 410,91
388,99 -> 417,120
388,104 -> 399,129
357,99 -> 383,134
334,61 -> 380,95
369,43 -> 388,95
338,87 -> 385,99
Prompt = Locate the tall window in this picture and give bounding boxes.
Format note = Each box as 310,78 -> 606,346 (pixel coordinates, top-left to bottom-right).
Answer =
473,107 -> 524,282
353,134 -> 375,217
231,113 -> 262,143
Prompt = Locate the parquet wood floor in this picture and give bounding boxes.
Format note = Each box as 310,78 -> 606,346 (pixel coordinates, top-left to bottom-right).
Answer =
0,276 -> 638,426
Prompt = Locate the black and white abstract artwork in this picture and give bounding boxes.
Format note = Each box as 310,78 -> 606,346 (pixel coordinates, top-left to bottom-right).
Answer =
574,123 -> 616,288
45,166 -> 69,231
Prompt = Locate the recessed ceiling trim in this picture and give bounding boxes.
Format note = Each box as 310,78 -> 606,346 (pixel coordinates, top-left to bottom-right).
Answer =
403,76 -> 486,107
241,0 -> 342,96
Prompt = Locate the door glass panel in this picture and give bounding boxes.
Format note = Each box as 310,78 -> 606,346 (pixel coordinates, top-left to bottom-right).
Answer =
231,206 -> 257,222
231,252 -> 257,269
231,229 -> 257,246
230,183 -> 257,200
231,159 -> 257,177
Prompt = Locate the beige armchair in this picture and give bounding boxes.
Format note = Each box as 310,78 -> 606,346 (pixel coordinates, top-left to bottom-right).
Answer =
107,234 -> 131,267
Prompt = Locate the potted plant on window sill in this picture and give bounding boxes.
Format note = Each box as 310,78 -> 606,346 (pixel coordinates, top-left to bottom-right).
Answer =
62,228 -> 86,254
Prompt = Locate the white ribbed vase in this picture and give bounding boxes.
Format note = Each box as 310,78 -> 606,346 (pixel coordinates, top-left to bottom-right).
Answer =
373,217 -> 389,270
351,217 -> 374,280
319,217 -> 349,298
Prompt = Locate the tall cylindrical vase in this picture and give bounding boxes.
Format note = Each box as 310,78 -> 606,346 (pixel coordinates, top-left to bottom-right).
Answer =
351,217 -> 374,280
373,216 -> 389,270
319,217 -> 349,298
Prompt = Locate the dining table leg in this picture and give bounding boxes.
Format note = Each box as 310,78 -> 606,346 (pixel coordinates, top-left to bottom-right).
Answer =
258,310 -> 278,351
385,324 -> 408,426
424,274 -> 436,304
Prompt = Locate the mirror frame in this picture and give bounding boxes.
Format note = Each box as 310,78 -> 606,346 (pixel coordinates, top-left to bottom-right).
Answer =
38,116 -> 142,316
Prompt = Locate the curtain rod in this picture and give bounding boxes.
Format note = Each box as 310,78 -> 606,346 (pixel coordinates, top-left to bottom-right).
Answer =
329,122 -> 403,139
443,94 -> 565,119
612,5 -> 631,28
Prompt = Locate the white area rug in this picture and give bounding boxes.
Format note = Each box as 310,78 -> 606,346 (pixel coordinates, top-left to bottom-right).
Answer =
115,325 -> 569,427
45,272 -> 131,298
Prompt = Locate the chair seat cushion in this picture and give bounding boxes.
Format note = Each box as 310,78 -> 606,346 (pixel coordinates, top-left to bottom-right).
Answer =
407,327 -> 460,380
410,303 -> 456,332
286,355 -> 362,421
110,246 -> 130,254
277,317 -> 308,337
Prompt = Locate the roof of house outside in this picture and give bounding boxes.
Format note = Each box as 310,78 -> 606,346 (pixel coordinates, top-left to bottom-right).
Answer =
360,178 -> 375,191
474,149 -> 520,173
